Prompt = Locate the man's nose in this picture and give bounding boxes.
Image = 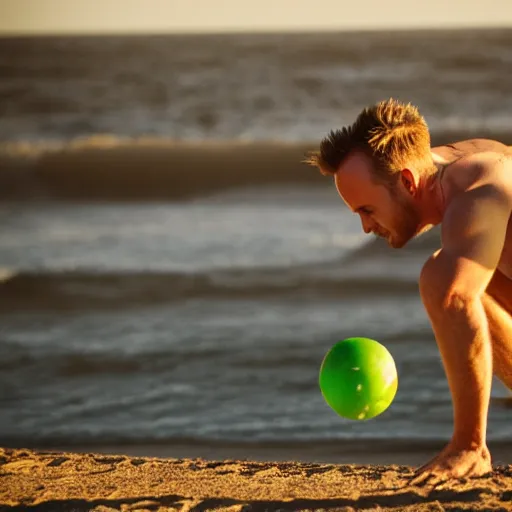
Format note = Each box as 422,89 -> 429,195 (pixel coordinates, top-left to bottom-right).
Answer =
360,216 -> 373,234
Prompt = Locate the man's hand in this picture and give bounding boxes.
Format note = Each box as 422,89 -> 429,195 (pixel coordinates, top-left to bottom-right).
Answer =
411,441 -> 492,486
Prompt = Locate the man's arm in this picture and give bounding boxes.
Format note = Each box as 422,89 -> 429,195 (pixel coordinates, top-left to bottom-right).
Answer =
419,177 -> 511,450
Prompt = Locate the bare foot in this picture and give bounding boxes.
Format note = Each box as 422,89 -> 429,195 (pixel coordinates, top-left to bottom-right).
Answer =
410,442 -> 492,486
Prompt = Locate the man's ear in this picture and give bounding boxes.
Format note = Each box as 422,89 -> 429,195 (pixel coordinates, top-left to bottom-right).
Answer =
400,168 -> 417,196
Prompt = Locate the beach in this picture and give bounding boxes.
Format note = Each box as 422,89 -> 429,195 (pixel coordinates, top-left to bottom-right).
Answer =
2,447 -> 512,511
3,138 -> 512,512
2,138 -> 512,511
2,28 -> 512,510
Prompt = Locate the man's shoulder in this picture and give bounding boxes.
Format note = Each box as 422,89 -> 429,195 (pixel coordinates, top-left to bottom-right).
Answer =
442,151 -> 512,218
455,150 -> 512,179
432,138 -> 512,160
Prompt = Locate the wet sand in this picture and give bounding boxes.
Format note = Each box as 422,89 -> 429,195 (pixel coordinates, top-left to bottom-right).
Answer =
2,447 -> 512,511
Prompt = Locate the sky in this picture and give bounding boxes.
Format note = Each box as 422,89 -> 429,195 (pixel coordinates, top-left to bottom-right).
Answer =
1,0 -> 511,35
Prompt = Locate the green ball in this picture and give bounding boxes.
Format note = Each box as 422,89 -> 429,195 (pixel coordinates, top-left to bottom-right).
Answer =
319,337 -> 398,421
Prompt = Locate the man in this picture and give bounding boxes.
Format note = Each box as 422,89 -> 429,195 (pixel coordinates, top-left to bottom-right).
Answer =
304,98 -> 512,485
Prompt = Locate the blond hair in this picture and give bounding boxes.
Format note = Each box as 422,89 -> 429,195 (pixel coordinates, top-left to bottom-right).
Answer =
304,98 -> 433,185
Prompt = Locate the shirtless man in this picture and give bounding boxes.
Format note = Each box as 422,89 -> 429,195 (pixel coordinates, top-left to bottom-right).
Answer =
304,98 -> 512,484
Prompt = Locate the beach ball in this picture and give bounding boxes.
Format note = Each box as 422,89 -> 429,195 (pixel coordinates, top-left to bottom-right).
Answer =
319,337 -> 398,420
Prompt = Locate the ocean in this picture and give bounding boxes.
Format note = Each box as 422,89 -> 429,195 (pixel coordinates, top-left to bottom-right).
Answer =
1,28 -> 511,459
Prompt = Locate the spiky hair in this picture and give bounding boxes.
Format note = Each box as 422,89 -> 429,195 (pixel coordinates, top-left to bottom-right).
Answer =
304,98 -> 432,184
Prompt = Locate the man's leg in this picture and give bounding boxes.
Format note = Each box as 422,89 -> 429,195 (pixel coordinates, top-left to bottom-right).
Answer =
484,270 -> 512,390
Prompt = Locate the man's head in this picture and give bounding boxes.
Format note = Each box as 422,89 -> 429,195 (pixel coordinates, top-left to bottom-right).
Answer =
305,98 -> 435,248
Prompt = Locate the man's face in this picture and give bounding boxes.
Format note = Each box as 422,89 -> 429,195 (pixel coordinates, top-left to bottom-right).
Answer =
333,151 -> 421,248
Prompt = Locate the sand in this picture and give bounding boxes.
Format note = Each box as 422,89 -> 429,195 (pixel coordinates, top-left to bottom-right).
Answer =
1,447 -> 512,511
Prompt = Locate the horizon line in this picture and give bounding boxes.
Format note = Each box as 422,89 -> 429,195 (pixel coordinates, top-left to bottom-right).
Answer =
1,23 -> 511,38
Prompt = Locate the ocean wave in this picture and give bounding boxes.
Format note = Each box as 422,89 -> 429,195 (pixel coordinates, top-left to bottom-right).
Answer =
0,138 -> 322,200
0,269 -> 419,311
3,135 -> 512,201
